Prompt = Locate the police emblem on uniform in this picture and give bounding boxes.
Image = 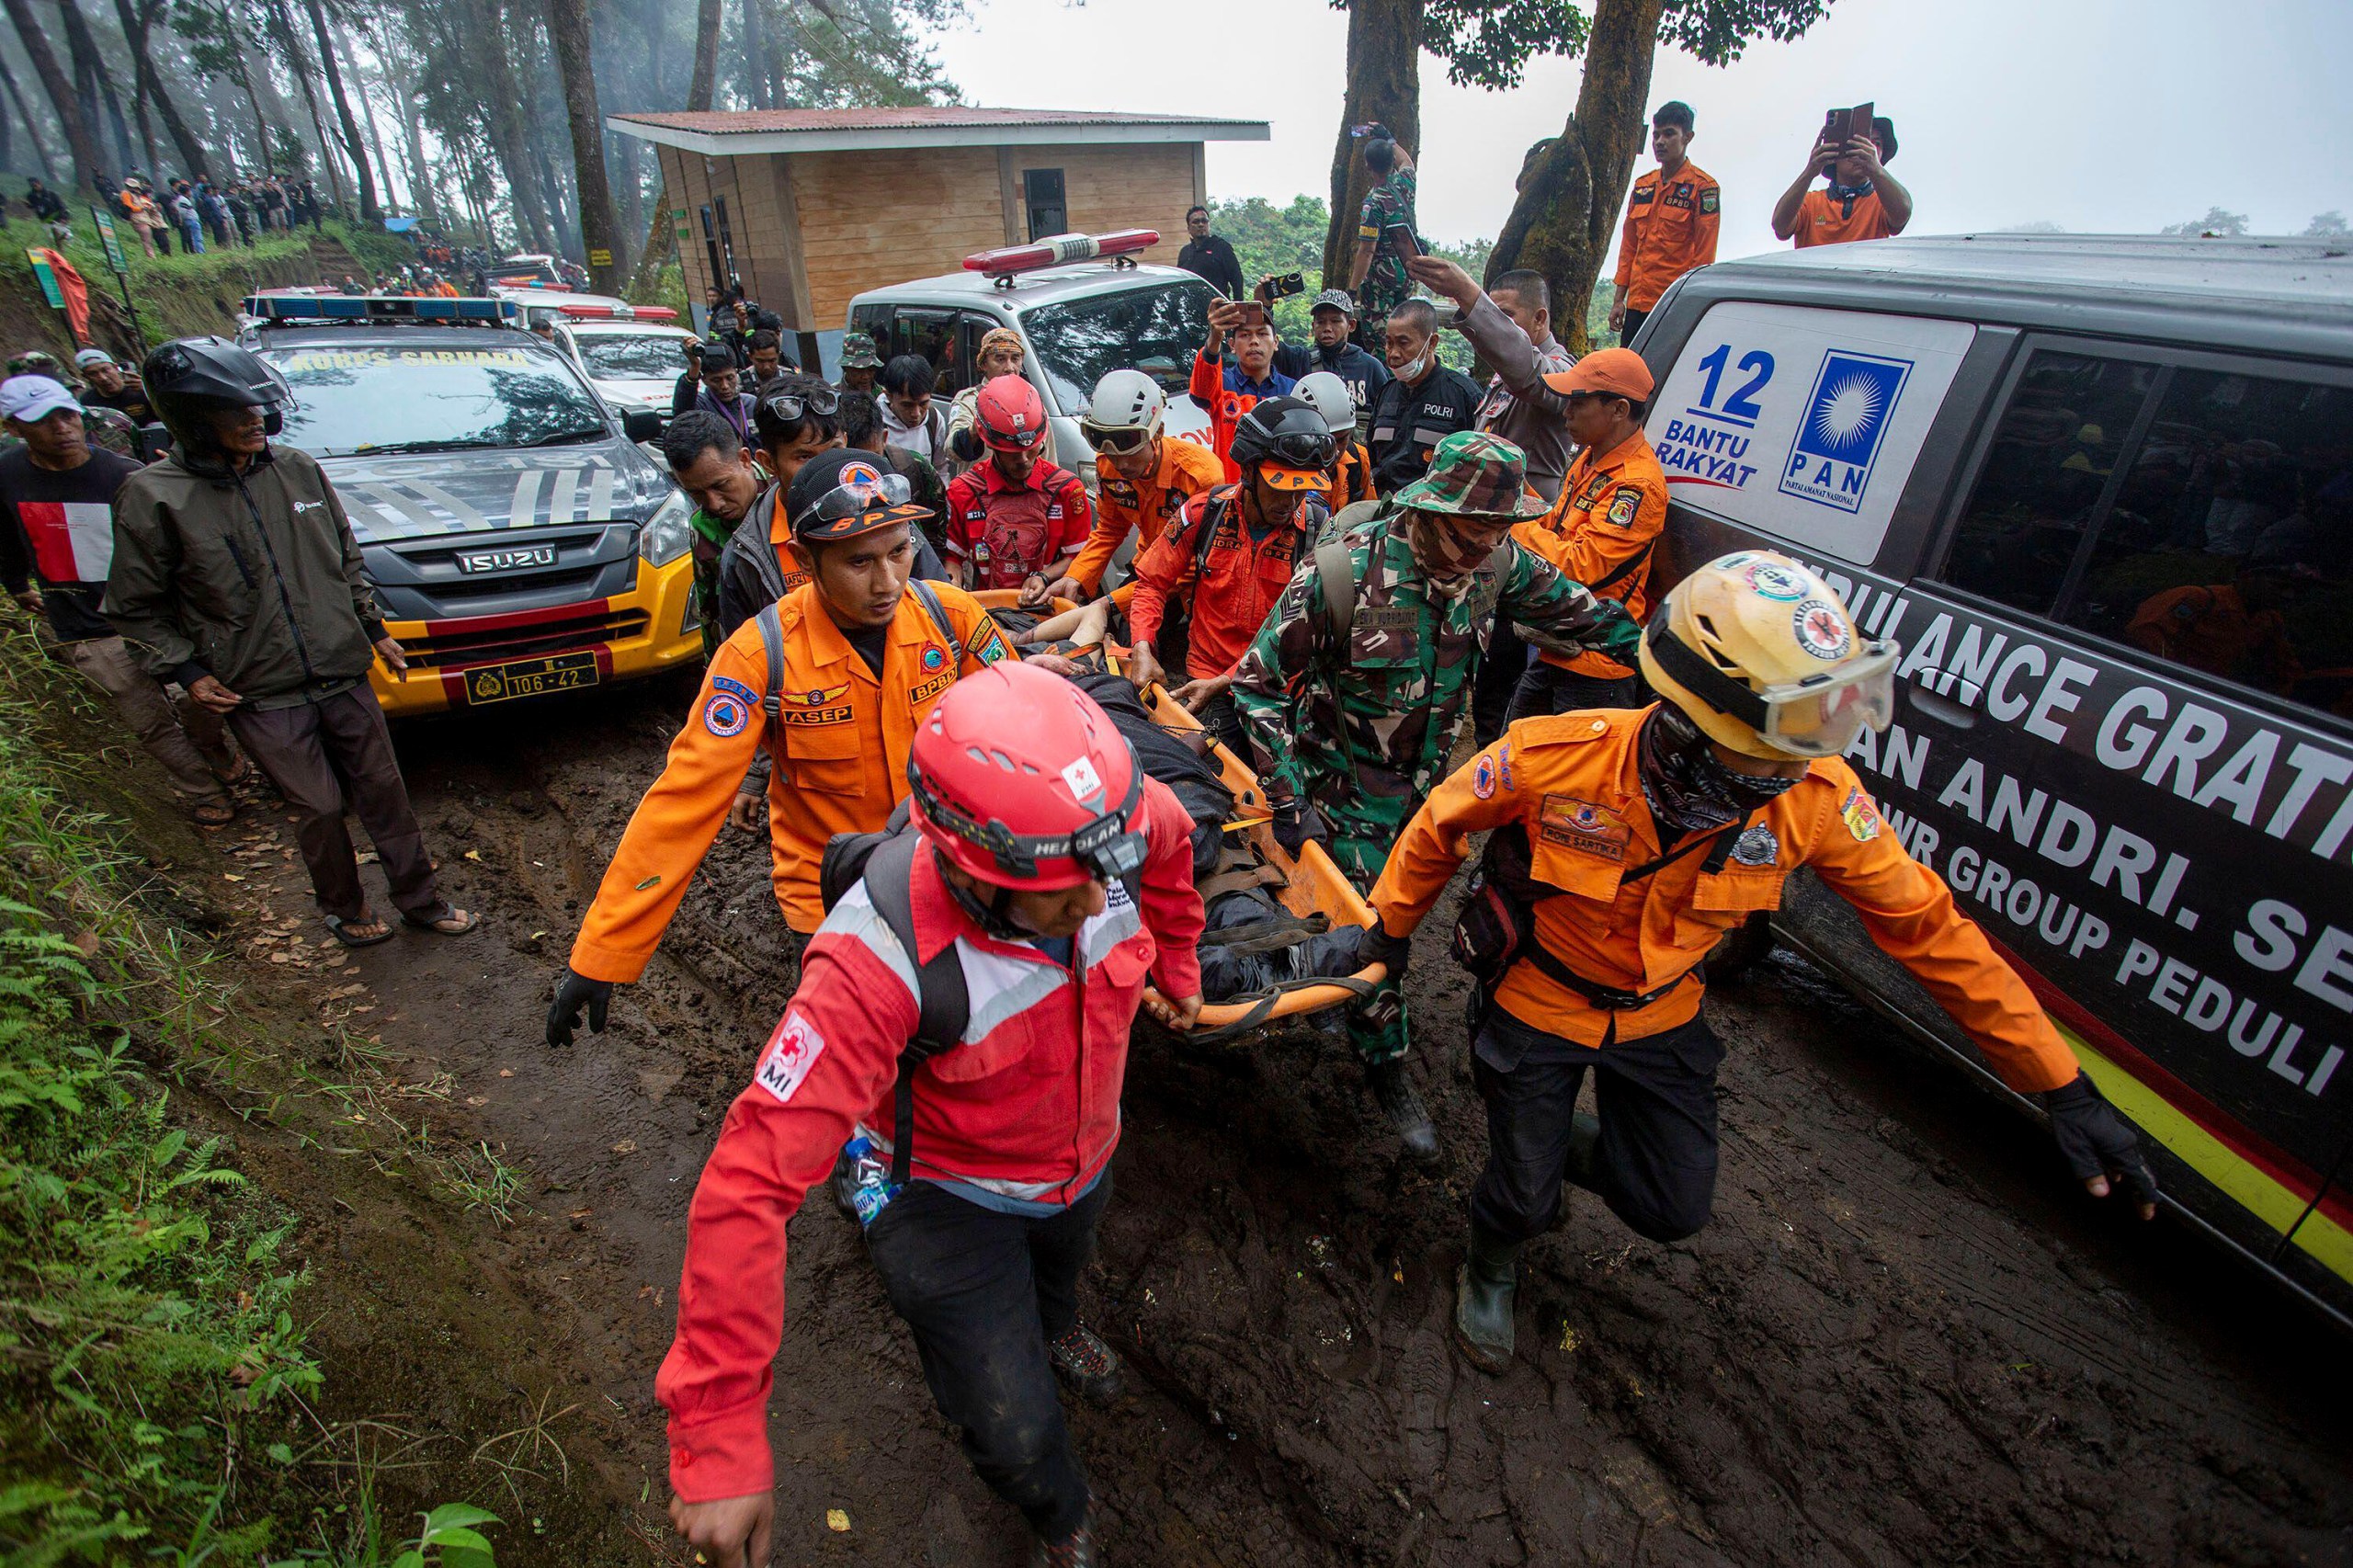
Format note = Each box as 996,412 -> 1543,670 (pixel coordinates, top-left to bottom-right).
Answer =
1607,487 -> 1641,528
1731,824 -> 1779,867
702,690 -> 749,737
1792,599 -> 1853,661
921,644 -> 946,672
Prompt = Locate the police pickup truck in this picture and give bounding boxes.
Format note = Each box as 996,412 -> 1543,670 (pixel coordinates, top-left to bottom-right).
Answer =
238,293 -> 701,716
1636,234 -> 2353,1325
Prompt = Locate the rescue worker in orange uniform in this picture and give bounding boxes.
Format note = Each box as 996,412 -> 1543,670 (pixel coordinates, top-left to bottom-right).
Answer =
1045,369 -> 1225,603
1125,399 -> 1335,753
1771,112 -> 1913,249
1358,553 -> 2158,1375
545,449 -> 1014,1045
1509,348 -> 1668,719
1609,101 -> 1719,346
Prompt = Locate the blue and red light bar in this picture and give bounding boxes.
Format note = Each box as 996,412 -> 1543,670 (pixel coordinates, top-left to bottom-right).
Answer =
242,294 -> 522,324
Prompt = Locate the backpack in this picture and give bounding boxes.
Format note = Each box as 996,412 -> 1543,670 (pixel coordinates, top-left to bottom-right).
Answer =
748,577 -> 963,733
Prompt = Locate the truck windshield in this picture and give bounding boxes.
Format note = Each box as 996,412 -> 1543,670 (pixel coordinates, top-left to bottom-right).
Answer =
574,333 -> 689,380
263,341 -> 608,457
1020,278 -> 1213,414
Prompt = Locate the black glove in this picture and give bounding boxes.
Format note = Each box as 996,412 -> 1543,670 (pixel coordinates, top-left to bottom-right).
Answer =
1358,920 -> 1412,979
1271,801 -> 1328,857
546,967 -> 614,1047
2044,1073 -> 2159,1212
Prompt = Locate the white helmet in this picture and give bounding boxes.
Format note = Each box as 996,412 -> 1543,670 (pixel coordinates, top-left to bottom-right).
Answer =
1080,369 -> 1165,449
1294,371 -> 1356,436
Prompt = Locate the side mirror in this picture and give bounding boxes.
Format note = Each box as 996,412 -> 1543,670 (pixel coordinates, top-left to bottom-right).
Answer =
622,408 -> 664,444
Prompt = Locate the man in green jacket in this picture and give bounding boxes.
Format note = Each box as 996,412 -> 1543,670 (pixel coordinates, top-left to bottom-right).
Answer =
1231,431 -> 1639,1158
105,337 -> 475,949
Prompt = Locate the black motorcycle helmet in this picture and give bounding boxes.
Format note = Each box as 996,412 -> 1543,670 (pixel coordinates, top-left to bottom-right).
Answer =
1227,396 -> 1337,482
142,336 -> 285,452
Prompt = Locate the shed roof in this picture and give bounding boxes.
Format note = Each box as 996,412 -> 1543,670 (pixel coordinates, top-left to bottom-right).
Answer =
606,106 -> 1270,157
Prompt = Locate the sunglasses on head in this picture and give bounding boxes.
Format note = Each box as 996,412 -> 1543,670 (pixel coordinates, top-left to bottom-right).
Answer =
761,385 -> 839,424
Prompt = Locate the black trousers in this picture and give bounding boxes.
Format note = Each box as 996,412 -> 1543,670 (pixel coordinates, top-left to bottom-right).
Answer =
1505,661 -> 1639,725
1620,307 -> 1651,347
1472,616 -> 1531,751
1470,1009 -> 1723,1244
862,1173 -> 1110,1540
228,685 -> 442,923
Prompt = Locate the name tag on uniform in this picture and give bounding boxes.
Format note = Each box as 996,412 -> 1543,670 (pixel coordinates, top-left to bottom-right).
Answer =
1356,604 -> 1420,658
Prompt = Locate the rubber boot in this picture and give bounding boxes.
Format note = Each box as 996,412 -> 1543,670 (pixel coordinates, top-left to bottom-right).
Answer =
1365,1058 -> 1440,1163
1453,1225 -> 1520,1375
1032,1509 -> 1099,1567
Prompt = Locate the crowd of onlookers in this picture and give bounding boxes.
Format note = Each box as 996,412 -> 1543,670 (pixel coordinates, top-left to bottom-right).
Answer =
8,170 -> 333,256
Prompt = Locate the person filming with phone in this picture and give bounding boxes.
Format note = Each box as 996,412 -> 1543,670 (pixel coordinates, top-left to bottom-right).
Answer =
1771,108 -> 1912,248
1347,125 -> 1420,352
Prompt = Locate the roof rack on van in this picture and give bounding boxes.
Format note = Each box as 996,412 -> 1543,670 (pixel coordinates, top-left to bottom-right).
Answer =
962,229 -> 1158,287
242,294 -> 523,325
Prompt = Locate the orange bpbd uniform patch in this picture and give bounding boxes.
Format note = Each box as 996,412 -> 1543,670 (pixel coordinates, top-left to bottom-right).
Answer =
1841,785 -> 1882,842
1540,795 -> 1631,861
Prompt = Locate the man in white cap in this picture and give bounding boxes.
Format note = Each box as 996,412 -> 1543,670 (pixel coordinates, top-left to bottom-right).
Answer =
0,374 -> 243,823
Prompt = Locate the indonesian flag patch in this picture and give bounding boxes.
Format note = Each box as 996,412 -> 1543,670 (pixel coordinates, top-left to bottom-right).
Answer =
17,502 -> 114,585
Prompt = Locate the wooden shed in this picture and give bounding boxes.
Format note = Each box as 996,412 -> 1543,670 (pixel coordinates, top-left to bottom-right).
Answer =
607,107 -> 1270,335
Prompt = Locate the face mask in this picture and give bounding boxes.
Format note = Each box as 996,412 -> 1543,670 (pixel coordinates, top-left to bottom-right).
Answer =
1638,706 -> 1800,837
1394,347 -> 1432,381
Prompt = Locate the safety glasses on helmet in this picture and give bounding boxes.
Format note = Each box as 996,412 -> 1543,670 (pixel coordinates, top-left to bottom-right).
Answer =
791,468 -> 912,533
910,765 -> 1147,883
1079,419 -> 1153,457
760,384 -> 839,423
1644,621 -> 1898,758
1261,429 -> 1336,470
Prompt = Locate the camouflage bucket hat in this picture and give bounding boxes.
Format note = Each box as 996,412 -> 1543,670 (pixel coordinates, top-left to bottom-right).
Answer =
1392,430 -> 1550,518
839,332 -> 882,369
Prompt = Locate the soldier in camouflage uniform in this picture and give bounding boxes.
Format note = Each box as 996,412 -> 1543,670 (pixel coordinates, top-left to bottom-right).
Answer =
1232,430 -> 1641,1158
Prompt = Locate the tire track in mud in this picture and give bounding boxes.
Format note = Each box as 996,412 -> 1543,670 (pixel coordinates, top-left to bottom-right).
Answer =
318,681 -> 2350,1566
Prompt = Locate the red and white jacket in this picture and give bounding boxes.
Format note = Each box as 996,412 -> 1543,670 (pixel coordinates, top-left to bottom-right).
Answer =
654,776 -> 1206,1503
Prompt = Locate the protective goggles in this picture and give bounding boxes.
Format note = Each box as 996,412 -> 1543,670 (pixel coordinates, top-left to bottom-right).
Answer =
791,468 -> 926,539
1259,429 -> 1338,470
983,419 -> 1044,451
1079,419 -> 1154,457
911,760 -> 1148,883
1644,621 -> 1898,758
761,385 -> 839,423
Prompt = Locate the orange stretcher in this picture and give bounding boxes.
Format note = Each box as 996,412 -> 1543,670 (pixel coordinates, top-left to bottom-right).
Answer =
972,590 -> 1387,1039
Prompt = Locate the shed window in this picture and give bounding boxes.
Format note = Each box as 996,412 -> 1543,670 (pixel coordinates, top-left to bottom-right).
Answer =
1024,169 -> 1067,242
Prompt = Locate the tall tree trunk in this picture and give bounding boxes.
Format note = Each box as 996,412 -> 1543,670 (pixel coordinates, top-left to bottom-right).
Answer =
625,0 -> 717,299
545,0 -> 620,291
117,0 -> 208,177
1484,0 -> 1665,354
396,76 -> 437,225
1321,0 -> 1422,283
217,6 -> 273,171
266,0 -> 344,207
56,0 -> 135,173
467,0 -> 554,251
303,0 -> 379,218
349,29 -> 396,211
0,52 -> 38,176
3,0 -> 102,189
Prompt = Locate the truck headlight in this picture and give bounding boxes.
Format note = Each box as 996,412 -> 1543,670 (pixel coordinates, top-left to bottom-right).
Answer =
638,490 -> 693,568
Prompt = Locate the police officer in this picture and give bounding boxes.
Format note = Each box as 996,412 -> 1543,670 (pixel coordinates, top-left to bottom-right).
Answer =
660,663 -> 1205,1568
1231,431 -> 1639,1159
546,449 -> 1013,1043
1360,553 -> 2157,1372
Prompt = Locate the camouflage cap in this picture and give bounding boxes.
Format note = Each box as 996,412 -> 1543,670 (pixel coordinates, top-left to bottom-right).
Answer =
838,332 -> 882,369
1392,430 -> 1550,518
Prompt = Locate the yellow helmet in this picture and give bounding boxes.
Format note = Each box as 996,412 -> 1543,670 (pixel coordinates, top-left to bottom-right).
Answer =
1638,551 -> 1900,760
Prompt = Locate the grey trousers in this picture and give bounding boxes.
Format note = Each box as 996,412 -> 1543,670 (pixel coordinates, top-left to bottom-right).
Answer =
57,633 -> 237,800
229,686 -> 442,923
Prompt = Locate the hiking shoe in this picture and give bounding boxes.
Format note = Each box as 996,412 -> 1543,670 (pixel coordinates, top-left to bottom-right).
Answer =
1366,1059 -> 1440,1164
1048,1324 -> 1125,1405
1454,1225 -> 1520,1375
1032,1512 -> 1100,1567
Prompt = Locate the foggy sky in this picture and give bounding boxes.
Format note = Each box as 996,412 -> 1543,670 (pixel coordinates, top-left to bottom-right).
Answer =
929,0 -> 2352,261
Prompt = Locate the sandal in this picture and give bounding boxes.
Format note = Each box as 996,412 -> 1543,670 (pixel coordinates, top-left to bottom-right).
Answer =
188,797 -> 238,827
400,903 -> 479,937
213,756 -> 255,788
324,911 -> 396,948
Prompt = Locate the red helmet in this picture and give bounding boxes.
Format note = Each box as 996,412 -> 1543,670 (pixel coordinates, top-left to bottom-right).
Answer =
974,374 -> 1048,452
908,662 -> 1146,891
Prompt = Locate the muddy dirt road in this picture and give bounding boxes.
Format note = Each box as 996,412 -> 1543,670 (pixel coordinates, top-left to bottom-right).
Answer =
237,674 -> 2353,1565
